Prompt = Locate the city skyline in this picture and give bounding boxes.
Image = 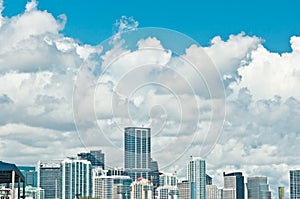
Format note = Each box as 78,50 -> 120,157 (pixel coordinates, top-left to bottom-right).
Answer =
0,0 -> 300,198
1,146 -> 299,199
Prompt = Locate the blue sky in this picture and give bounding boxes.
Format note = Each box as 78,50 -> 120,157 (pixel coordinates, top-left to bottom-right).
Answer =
3,0 -> 300,52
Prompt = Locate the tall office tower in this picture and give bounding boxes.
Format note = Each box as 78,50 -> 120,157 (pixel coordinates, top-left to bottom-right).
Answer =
278,186 -> 284,199
247,177 -> 271,199
150,158 -> 160,187
124,127 -> 151,181
206,175 -> 213,185
93,173 -> 132,199
157,185 -> 179,199
37,160 -> 61,199
60,158 -> 92,199
78,150 -> 105,169
206,184 -> 223,199
178,181 -> 191,199
18,166 -> 37,187
130,177 -> 154,199
290,170 -> 300,199
223,172 -> 244,199
187,157 -> 206,199
159,172 -> 177,186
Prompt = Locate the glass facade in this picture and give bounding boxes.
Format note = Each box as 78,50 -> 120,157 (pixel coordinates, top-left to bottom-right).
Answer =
223,172 -> 244,199
37,160 -> 61,199
290,170 -> 300,199
18,166 -> 37,187
78,150 -> 105,169
124,127 -> 151,181
60,159 -> 92,199
187,158 -> 206,199
247,177 -> 271,199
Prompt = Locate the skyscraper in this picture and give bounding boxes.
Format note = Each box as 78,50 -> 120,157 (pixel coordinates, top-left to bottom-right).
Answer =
223,172 -> 244,199
247,177 -> 271,199
206,175 -> 213,185
290,170 -> 300,199
178,180 -> 191,199
159,172 -> 177,187
124,127 -> 151,181
60,158 -> 92,199
78,150 -> 105,169
130,177 -> 154,199
18,166 -> 37,187
93,174 -> 132,199
150,158 -> 160,187
157,185 -> 179,199
278,186 -> 284,199
206,184 -> 223,199
187,157 -> 206,199
37,160 -> 60,199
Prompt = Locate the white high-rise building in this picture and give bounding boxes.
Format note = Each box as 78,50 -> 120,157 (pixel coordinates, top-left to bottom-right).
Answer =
157,185 -> 179,199
159,173 -> 177,186
206,184 -> 223,199
130,178 -> 153,199
60,158 -> 92,199
187,157 -> 206,199
178,181 -> 191,199
92,167 -> 132,199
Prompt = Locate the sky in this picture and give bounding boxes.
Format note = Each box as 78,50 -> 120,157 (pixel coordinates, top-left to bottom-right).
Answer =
0,0 -> 300,198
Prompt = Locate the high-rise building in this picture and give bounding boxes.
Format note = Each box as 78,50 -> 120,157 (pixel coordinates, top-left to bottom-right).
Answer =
178,181 -> 191,199
78,150 -> 105,169
60,158 -> 92,199
159,172 -> 177,187
278,186 -> 284,199
206,184 -> 223,199
187,157 -> 206,199
93,172 -> 132,199
37,160 -> 61,199
130,177 -> 153,199
18,166 -> 37,187
157,185 -> 179,199
247,177 -> 271,199
206,175 -> 213,185
223,172 -> 244,199
290,170 -> 300,199
150,158 -> 160,187
124,127 -> 151,181
24,186 -> 45,199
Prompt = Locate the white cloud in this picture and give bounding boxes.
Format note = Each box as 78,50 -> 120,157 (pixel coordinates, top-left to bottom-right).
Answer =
229,41 -> 300,101
204,33 -> 261,79
25,0 -> 37,12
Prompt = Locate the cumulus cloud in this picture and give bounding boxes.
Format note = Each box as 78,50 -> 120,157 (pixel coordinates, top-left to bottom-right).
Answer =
203,33 -> 261,89
229,39 -> 300,101
0,0 -> 102,162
